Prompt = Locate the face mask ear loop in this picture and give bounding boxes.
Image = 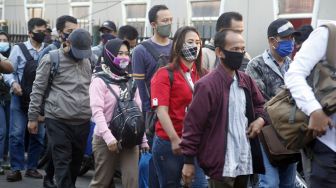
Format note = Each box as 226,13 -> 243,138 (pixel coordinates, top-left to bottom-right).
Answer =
105,48 -> 116,64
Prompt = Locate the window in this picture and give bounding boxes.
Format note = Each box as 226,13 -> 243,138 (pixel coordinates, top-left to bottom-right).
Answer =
125,3 -> 147,36
190,0 -> 220,39
26,0 -> 44,19
70,0 -> 91,31
277,0 -> 314,28
278,0 -> 314,14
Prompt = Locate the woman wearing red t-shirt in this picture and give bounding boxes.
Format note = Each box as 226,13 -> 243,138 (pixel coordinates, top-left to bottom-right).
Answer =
151,26 -> 207,188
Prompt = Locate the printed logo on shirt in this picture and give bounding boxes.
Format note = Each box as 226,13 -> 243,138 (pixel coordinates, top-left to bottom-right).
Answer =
152,98 -> 158,106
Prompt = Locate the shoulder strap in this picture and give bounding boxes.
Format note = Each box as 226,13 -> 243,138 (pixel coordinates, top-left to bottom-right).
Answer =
322,23 -> 336,65
45,50 -> 60,98
18,43 -> 34,62
165,67 -> 174,87
96,74 -> 120,101
141,40 -> 161,62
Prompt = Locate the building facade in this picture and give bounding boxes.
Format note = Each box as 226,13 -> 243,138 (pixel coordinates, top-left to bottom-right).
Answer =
0,0 -> 334,57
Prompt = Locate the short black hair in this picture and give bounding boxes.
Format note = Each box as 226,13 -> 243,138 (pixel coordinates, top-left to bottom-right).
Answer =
56,15 -> 77,32
148,4 -> 169,23
0,30 -> 9,41
214,29 -> 233,49
118,25 -> 139,40
28,18 -> 47,32
216,12 -> 243,32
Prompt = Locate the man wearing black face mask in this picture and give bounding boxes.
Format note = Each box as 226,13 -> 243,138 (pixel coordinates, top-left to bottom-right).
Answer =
27,28 -> 92,188
92,20 -> 117,57
245,19 -> 300,188
36,15 -> 79,188
3,18 -> 48,182
181,29 -> 267,187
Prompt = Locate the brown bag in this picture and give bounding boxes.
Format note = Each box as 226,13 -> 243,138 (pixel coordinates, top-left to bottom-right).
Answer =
265,87 -> 313,151
308,23 -> 336,115
265,23 -> 336,151
259,125 -> 301,166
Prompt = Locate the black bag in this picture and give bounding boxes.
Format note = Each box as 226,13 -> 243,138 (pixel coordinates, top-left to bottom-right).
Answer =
145,68 -> 174,137
18,43 -> 39,113
140,41 -> 171,136
99,75 -> 145,149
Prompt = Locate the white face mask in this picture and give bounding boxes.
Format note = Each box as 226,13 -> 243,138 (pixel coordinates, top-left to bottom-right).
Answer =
0,42 -> 9,52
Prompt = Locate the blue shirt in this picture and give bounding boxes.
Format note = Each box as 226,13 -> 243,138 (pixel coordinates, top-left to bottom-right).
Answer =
132,38 -> 172,112
38,40 -> 61,63
4,40 -> 46,87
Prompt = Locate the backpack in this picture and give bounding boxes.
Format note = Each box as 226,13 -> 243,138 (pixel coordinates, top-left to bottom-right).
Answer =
18,43 -> 40,113
139,40 -> 171,136
144,67 -> 174,137
265,23 -> 336,151
97,74 -> 145,149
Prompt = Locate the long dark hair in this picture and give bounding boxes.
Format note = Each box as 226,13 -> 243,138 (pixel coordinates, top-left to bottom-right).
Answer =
169,26 -> 205,76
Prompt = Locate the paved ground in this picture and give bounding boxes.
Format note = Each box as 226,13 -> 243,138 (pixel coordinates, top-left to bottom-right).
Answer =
0,169 -> 122,188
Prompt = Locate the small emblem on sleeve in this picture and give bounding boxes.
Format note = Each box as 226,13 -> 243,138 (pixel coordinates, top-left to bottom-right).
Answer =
152,98 -> 158,106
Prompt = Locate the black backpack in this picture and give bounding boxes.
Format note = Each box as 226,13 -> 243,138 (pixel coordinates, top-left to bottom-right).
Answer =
18,43 -> 40,113
97,74 -> 145,149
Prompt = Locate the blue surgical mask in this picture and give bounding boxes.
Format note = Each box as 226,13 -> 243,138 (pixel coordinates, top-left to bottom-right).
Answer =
0,42 -> 9,52
275,39 -> 294,57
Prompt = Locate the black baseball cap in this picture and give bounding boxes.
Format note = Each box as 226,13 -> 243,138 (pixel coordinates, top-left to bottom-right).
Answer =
99,21 -> 117,32
267,19 -> 301,37
68,28 -> 92,59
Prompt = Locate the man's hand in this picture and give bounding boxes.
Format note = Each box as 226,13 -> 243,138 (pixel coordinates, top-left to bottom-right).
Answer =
171,137 -> 182,155
309,109 -> 334,137
247,117 -> 265,138
182,164 -> 195,187
107,140 -> 119,153
28,121 -> 38,134
12,82 -> 22,96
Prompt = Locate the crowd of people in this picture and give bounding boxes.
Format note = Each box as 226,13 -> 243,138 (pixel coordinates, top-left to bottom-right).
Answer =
0,3 -> 335,188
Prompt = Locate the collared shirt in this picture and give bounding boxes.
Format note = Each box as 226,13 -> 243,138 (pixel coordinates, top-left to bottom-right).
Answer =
285,26 -> 336,152
222,75 -> 253,177
266,50 -> 290,76
151,62 -> 200,140
4,40 -> 46,87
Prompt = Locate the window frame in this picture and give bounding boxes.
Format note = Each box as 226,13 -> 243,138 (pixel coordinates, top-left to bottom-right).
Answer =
274,0 -> 315,19
25,0 -> 45,20
0,0 -> 4,21
122,0 -> 148,36
69,0 -> 92,31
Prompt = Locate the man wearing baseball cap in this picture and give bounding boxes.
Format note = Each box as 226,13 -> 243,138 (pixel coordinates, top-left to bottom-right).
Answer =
92,20 -> 117,57
27,28 -> 93,188
245,18 -> 300,188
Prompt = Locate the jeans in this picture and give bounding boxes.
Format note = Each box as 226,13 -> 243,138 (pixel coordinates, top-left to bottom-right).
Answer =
152,136 -> 207,188
9,95 -> 45,171
259,143 -> 296,188
310,140 -> 336,188
0,100 -> 10,163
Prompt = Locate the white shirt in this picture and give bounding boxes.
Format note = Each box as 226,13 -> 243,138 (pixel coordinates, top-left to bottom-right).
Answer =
284,26 -> 336,152
222,76 -> 253,177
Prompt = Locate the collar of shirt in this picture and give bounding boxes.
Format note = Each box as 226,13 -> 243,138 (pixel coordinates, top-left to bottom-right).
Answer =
26,39 -> 45,52
179,60 -> 196,73
266,49 -> 290,74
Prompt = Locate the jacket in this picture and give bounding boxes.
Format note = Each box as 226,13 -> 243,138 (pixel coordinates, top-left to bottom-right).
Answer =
28,48 -> 92,124
180,63 -> 267,180
245,50 -> 291,100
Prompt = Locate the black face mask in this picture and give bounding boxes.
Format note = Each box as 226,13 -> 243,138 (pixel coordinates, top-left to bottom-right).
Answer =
68,48 -> 82,62
220,48 -> 245,70
62,32 -> 70,41
32,32 -> 45,43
